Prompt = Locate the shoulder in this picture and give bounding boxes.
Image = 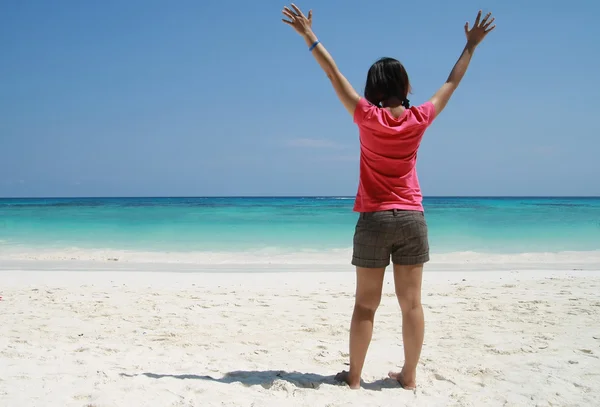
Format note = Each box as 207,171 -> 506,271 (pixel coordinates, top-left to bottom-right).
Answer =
353,98 -> 380,125
411,102 -> 436,125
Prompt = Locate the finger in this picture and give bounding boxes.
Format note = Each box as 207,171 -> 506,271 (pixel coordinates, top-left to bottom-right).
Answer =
474,10 -> 481,26
282,19 -> 294,25
483,17 -> 495,29
283,6 -> 297,17
464,22 -> 469,34
481,12 -> 492,26
308,9 -> 312,21
485,24 -> 496,33
291,3 -> 305,18
282,10 -> 296,20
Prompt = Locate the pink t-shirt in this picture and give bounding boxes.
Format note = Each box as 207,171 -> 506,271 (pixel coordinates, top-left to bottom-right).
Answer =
353,98 -> 436,212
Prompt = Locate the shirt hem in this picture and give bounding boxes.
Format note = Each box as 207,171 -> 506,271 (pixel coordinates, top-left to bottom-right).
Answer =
353,203 -> 424,213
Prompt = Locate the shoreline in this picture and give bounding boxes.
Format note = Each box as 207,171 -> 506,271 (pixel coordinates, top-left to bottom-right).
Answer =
2,246 -> 600,272
2,253 -> 600,272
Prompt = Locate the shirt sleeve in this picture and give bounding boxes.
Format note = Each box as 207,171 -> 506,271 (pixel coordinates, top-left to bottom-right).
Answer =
353,98 -> 377,125
416,101 -> 436,126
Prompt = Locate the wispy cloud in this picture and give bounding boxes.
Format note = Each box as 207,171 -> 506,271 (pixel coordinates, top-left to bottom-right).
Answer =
286,138 -> 345,149
317,154 -> 358,162
2,180 -> 26,185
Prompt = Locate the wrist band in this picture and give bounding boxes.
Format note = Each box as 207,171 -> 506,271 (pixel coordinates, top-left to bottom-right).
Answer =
309,40 -> 320,51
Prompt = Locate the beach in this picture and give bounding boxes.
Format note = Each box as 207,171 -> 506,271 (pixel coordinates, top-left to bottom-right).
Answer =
2,263 -> 599,407
2,197 -> 600,405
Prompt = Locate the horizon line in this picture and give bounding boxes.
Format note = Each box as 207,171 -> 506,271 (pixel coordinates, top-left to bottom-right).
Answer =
1,195 -> 599,199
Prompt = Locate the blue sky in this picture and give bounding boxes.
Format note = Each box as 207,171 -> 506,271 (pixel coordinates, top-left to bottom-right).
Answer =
1,0 -> 598,197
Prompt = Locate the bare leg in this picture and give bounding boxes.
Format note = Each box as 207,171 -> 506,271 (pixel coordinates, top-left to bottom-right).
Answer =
335,266 -> 385,389
388,263 -> 424,390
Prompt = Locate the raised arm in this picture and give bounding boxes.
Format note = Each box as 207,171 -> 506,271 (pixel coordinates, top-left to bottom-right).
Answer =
429,11 -> 496,116
282,4 -> 360,117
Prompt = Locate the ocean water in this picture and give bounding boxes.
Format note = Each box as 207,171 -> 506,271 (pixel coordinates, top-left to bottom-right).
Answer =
0,197 -> 599,265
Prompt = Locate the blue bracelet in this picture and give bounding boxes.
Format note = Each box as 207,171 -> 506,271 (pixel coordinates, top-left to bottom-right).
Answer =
309,40 -> 320,51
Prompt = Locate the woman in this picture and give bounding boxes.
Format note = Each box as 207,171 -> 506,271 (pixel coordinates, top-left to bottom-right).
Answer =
282,4 -> 495,390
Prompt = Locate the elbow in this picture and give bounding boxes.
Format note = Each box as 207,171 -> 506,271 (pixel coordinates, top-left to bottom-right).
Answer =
324,64 -> 340,81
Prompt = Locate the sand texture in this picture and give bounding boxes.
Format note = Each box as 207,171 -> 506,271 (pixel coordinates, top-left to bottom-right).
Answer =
1,267 -> 599,406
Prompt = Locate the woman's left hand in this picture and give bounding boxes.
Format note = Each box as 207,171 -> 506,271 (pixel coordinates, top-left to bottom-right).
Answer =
281,4 -> 313,36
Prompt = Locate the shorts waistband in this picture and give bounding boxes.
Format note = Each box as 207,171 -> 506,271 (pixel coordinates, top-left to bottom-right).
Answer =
360,209 -> 417,219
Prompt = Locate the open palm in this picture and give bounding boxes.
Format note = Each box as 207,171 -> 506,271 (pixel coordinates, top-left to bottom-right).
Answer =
465,11 -> 495,46
281,4 -> 313,36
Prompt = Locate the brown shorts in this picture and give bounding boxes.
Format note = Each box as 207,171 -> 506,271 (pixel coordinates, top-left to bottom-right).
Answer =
352,209 -> 430,268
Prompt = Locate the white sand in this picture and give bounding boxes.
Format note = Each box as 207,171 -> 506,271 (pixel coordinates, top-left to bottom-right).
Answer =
1,264 -> 599,406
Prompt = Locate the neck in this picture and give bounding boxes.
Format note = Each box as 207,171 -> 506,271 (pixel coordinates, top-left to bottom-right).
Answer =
381,97 -> 404,108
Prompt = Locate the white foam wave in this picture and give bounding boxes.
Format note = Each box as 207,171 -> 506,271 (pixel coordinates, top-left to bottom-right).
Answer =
1,246 -> 600,269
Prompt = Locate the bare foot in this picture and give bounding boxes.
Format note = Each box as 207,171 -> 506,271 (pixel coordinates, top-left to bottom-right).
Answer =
335,370 -> 361,389
388,371 -> 416,390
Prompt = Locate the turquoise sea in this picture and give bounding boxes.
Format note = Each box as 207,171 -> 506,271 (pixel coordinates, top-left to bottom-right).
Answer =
1,197 -> 599,264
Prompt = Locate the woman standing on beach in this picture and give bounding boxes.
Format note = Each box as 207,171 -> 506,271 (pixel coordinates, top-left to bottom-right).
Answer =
282,4 -> 495,389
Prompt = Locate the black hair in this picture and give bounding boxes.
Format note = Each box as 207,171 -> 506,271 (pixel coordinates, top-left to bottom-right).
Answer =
364,57 -> 411,108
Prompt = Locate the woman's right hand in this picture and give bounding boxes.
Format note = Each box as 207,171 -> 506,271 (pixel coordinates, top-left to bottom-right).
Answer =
428,11 -> 496,117
464,11 -> 496,47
